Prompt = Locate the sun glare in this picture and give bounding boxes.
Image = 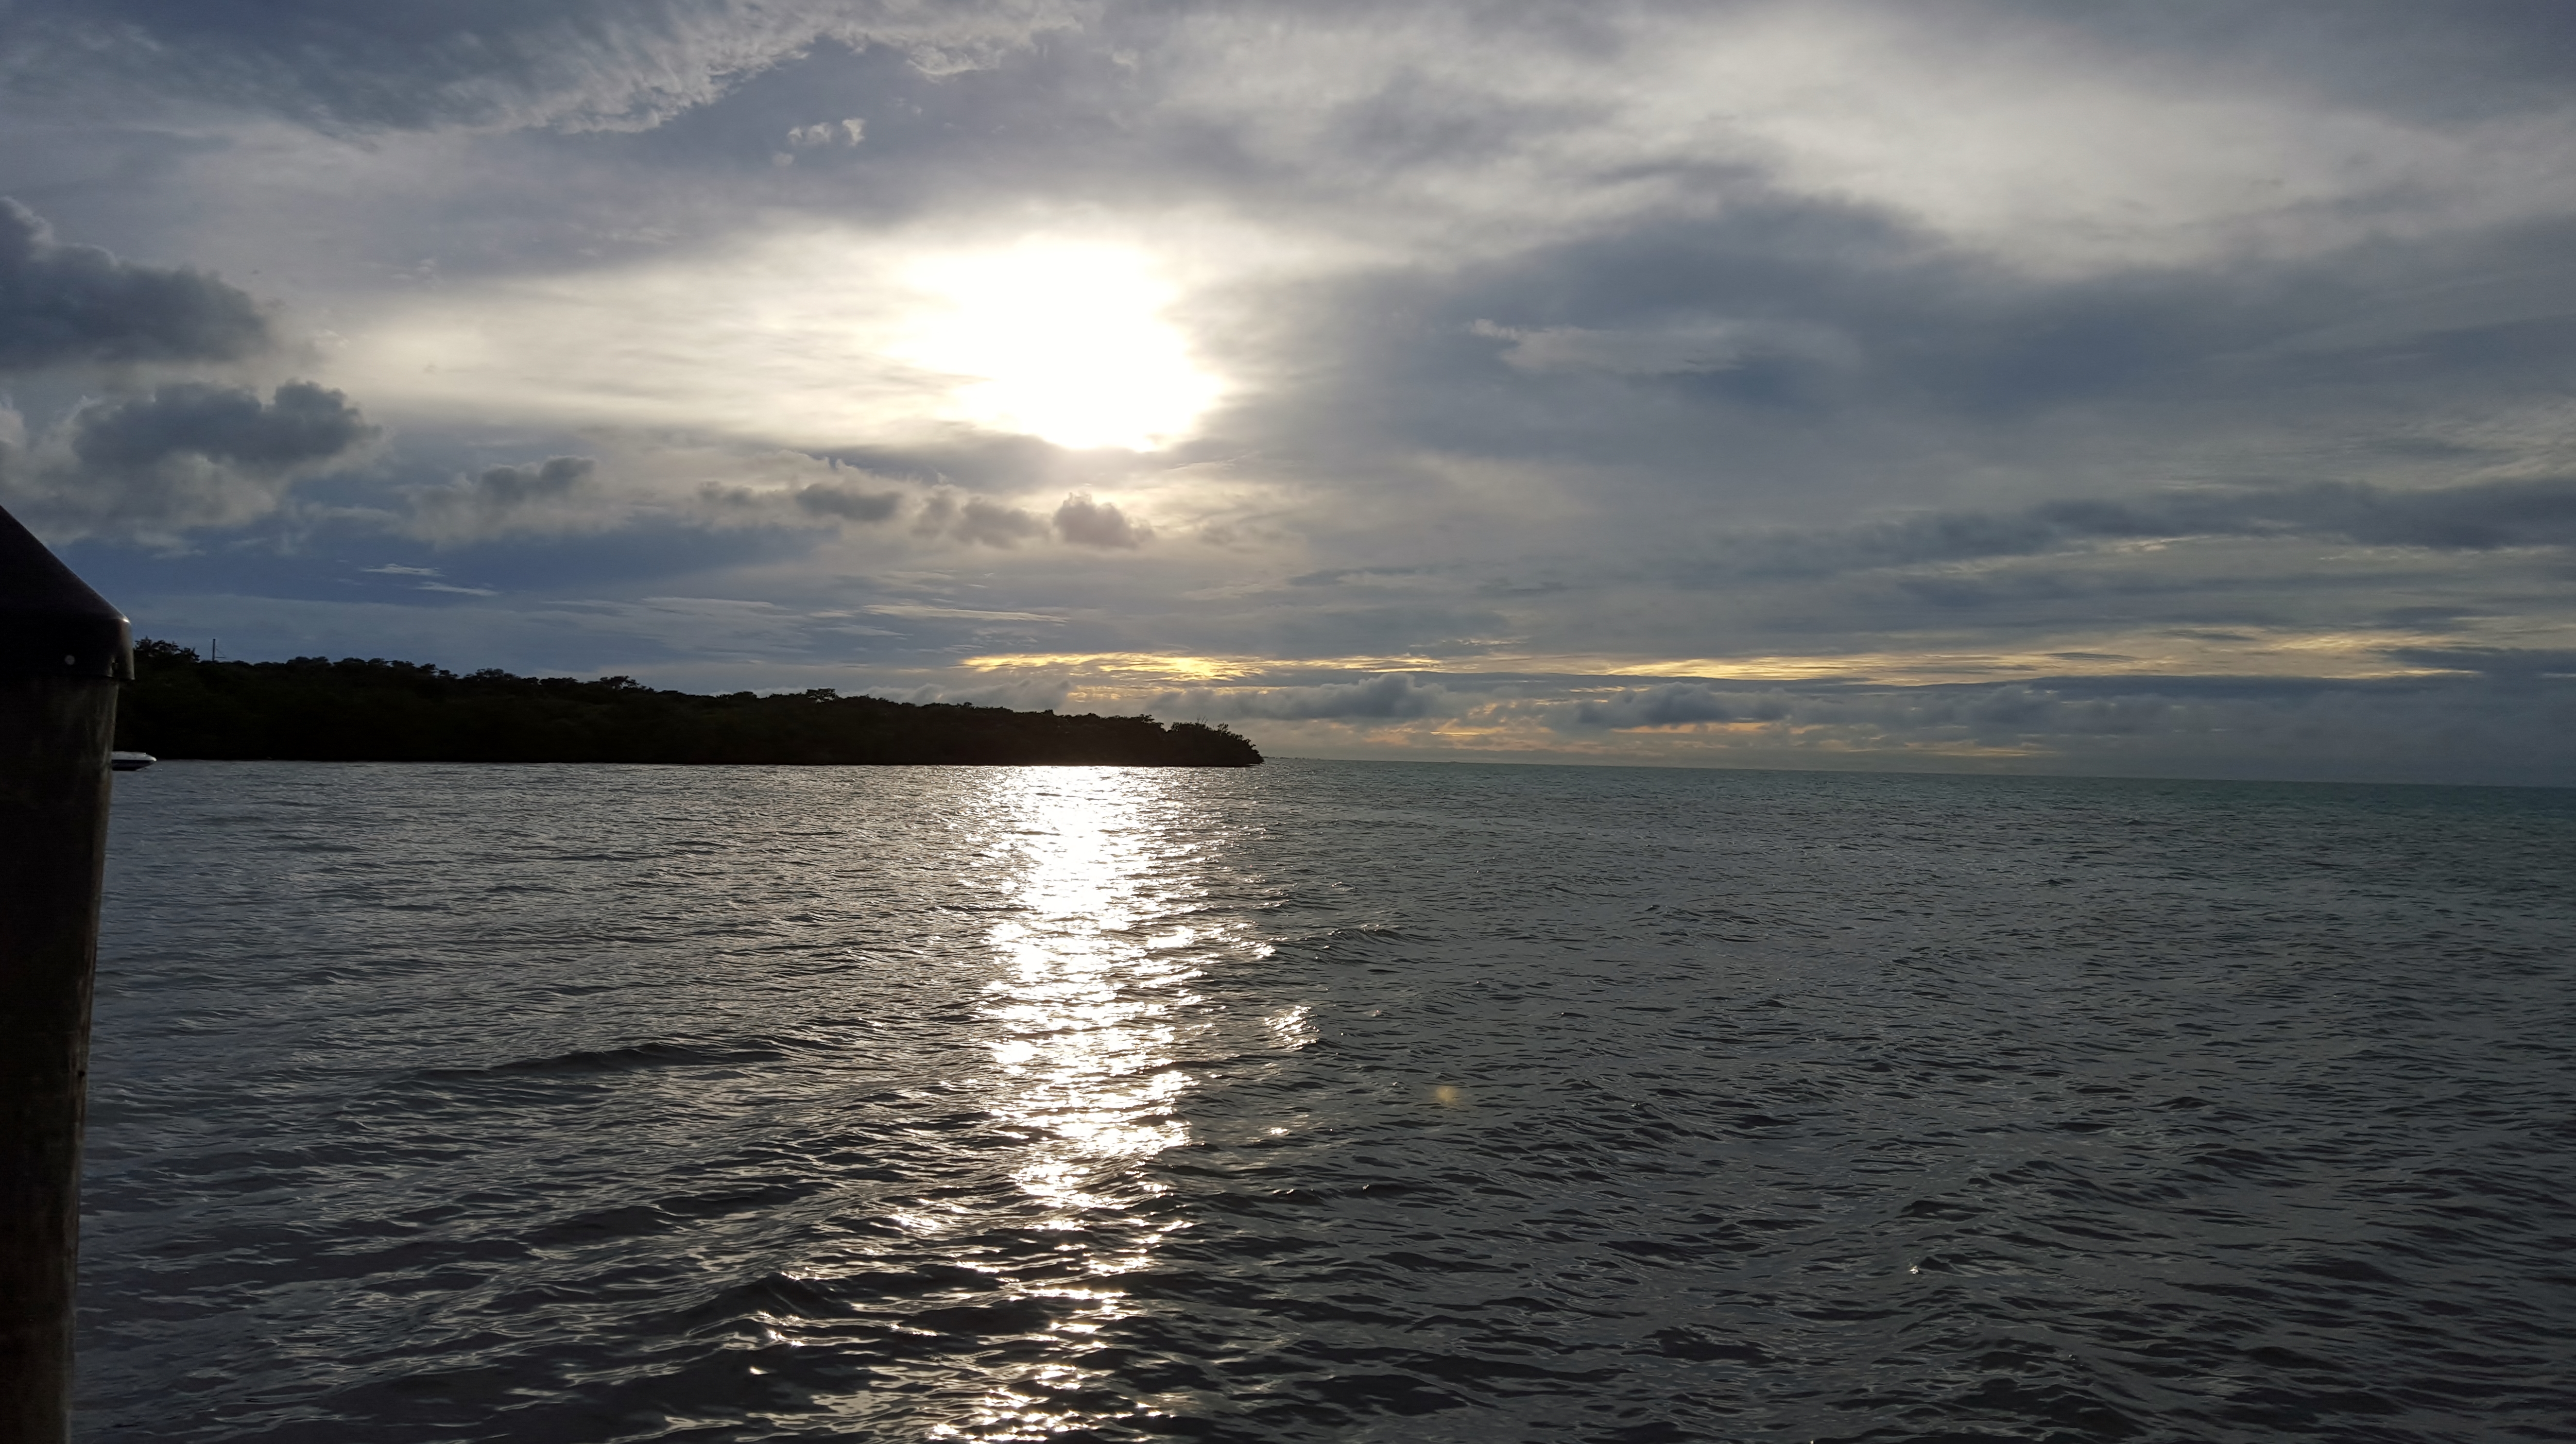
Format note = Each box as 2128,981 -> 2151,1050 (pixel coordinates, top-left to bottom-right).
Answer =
898,244 -> 1223,451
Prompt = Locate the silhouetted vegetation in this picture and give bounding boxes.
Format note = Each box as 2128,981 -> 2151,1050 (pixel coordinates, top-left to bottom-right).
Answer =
117,640 -> 1261,767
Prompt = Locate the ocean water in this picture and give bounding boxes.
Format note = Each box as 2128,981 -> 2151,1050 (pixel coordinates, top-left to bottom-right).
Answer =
73,759 -> 2576,1443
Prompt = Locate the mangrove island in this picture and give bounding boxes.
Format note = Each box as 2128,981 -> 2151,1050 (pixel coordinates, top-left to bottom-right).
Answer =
118,640 -> 1262,767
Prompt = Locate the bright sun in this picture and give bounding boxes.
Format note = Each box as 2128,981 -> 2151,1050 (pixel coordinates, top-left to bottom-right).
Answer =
896,244 -> 1223,451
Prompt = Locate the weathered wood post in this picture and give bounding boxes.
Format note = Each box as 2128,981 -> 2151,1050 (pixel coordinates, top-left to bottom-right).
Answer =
0,504 -> 131,1444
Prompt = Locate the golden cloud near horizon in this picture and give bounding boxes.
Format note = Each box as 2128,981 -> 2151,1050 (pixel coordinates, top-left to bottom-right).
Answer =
964,625 -> 2497,692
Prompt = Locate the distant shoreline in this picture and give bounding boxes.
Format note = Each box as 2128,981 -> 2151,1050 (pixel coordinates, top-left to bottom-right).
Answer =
116,641 -> 1262,768
124,757 -> 1250,769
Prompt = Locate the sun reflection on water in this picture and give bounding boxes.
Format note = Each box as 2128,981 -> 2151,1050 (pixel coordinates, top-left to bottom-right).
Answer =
927,768 -> 1235,1439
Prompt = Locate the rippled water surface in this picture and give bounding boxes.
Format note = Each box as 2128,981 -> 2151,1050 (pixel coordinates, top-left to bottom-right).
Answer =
77,760 -> 2576,1442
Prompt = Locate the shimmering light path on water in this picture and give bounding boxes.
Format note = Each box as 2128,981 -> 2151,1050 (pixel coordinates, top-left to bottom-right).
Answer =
76,761 -> 2576,1442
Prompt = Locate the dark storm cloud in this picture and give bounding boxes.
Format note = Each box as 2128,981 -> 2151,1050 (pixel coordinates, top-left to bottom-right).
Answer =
1052,494 -> 1149,549
2,381 -> 375,537
0,200 -> 269,369
0,0 -> 1074,132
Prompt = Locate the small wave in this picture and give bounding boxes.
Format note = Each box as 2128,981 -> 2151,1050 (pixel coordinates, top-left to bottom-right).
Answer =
421,1038 -> 811,1078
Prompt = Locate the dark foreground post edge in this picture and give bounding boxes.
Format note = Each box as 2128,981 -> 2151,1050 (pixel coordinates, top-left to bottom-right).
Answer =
0,504 -> 131,1444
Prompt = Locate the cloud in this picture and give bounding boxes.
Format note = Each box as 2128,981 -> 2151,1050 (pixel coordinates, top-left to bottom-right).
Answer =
19,2 -> 2576,789
0,0 -> 1081,133
1,381 -> 375,539
1471,318 -> 1854,377
1169,670 -> 2576,786
1574,683 -> 1745,729
788,118 -> 865,148
953,496 -> 1048,548
793,481 -> 903,522
874,674 -> 1073,712
1157,672 -> 1452,721
865,603 -> 1061,623
677,448 -> 940,533
385,447 -> 1120,553
1053,493 -> 1151,548
1150,4 -> 2576,277
912,488 -> 1047,547
1686,476 -> 2576,582
2058,477 -> 2576,552
326,223 -> 1235,453
0,199 -> 269,370
2385,646 -> 2576,678
1526,671 -> 2576,770
408,456 -> 596,543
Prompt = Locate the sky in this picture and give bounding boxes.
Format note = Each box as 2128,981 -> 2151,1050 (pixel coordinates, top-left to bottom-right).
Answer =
4,0 -> 2576,784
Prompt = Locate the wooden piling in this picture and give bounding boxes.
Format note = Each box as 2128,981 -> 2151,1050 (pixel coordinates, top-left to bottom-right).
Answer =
0,505 -> 130,1444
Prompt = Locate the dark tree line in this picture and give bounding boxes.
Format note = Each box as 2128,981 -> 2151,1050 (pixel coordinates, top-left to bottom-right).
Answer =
116,641 -> 1262,767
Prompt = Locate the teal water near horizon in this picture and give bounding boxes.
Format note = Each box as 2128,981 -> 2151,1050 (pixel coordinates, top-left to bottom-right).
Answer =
74,758 -> 2576,1442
